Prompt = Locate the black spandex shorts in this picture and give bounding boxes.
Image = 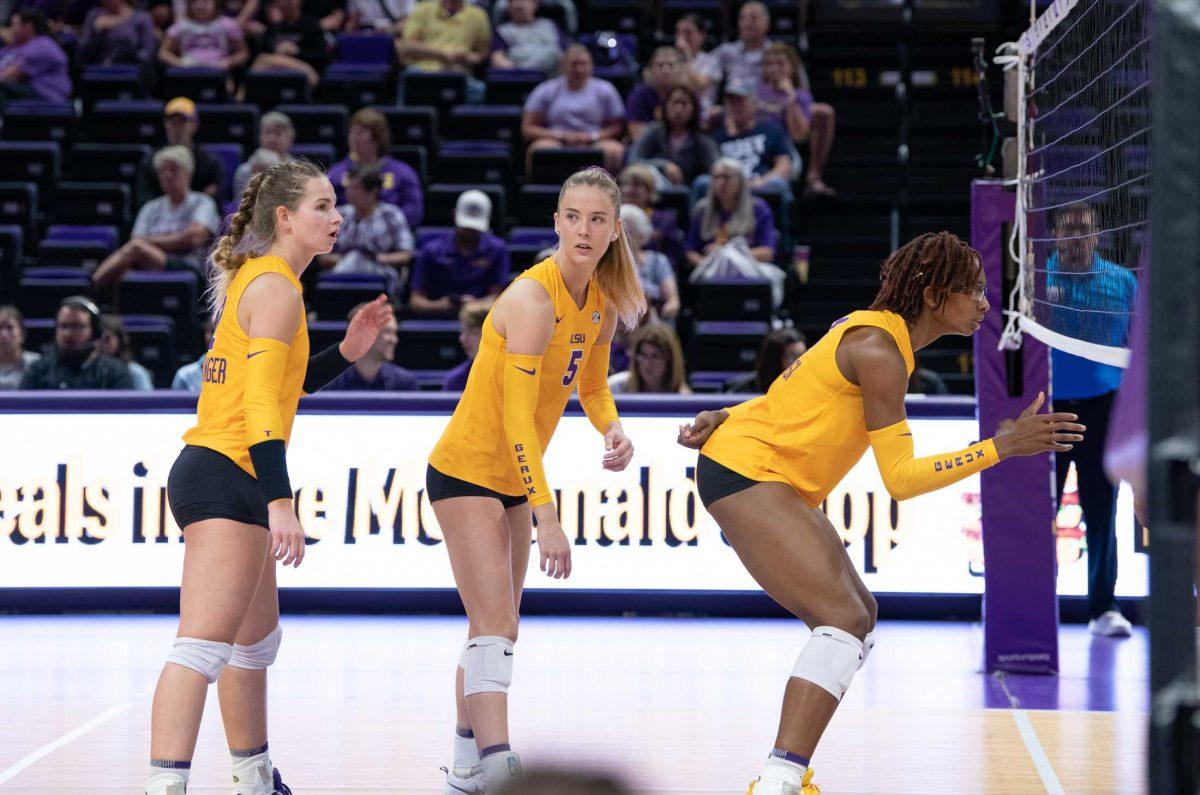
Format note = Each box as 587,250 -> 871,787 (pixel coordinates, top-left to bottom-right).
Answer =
696,454 -> 760,509
426,464 -> 528,509
167,445 -> 270,530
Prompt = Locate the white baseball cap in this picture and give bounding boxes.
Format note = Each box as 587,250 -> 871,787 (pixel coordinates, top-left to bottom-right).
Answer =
455,189 -> 492,233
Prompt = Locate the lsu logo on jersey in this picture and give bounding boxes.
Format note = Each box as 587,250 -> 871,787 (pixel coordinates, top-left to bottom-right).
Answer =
570,333 -> 586,344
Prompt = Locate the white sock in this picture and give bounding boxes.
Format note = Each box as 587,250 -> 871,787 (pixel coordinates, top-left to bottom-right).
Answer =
760,747 -> 807,784
453,728 -> 481,773
147,762 -> 189,794
479,746 -> 521,786
230,745 -> 273,795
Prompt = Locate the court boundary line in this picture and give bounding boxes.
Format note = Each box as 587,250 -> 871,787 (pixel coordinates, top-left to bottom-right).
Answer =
1012,709 -> 1067,795
0,699 -> 135,785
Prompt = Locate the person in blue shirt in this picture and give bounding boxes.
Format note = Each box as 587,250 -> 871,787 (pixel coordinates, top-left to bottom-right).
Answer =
1044,202 -> 1138,637
325,303 -> 419,391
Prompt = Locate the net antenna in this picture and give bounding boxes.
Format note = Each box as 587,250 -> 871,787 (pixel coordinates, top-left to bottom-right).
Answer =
998,0 -> 1150,368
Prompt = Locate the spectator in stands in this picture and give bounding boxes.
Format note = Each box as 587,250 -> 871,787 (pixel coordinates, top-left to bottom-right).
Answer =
618,164 -> 687,270
159,0 -> 249,73
94,145 -> 222,289
0,306 -> 39,390
395,0 -> 491,103
78,0 -> 158,68
0,8 -> 71,107
608,323 -> 690,394
325,303 -> 419,390
673,13 -> 716,110
441,298 -> 489,390
620,204 -> 679,322
98,315 -> 154,389
232,110 -> 294,197
686,158 -> 778,267
138,98 -> 225,200
907,355 -> 949,395
628,84 -> 719,187
694,0 -> 772,106
521,43 -> 626,173
347,0 -> 413,32
625,45 -> 685,141
19,297 -> 134,390
318,164 -> 415,299
708,80 -> 793,203
328,107 -> 425,226
490,0 -> 562,76
249,0 -> 329,87
170,317 -> 215,391
724,327 -> 806,393
490,0 -> 576,36
759,42 -> 837,197
305,0 -> 348,32
409,189 -> 509,315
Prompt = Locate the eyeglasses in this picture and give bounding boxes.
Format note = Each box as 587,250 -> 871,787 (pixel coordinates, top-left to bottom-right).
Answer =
56,321 -> 91,331
636,350 -> 665,363
959,285 -> 987,302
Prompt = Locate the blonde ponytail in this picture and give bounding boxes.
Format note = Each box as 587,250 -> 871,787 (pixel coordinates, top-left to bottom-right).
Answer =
558,167 -> 647,330
205,158 -> 326,316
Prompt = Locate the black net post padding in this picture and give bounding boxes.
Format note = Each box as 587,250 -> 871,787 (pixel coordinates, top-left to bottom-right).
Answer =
1148,1 -> 1200,792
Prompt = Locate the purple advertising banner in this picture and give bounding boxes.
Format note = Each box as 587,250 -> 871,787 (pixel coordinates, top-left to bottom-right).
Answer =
971,181 -> 1060,674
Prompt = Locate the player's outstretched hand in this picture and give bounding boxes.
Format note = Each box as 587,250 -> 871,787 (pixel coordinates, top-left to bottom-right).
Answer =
677,409 -> 730,450
993,391 -> 1086,460
338,294 -> 391,362
603,423 -> 634,471
534,506 -> 571,579
267,499 -> 306,568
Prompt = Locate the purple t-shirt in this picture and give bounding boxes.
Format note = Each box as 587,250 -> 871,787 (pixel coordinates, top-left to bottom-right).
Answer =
328,155 -> 425,227
326,362 -> 420,391
0,36 -> 71,103
685,196 -> 778,254
756,83 -> 815,124
441,357 -> 473,391
524,76 -> 625,133
411,232 -> 510,300
168,16 -> 243,66
625,83 -> 663,123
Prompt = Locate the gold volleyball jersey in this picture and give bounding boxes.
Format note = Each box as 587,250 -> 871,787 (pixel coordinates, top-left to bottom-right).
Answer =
702,310 -> 915,507
429,256 -> 607,496
183,255 -> 309,476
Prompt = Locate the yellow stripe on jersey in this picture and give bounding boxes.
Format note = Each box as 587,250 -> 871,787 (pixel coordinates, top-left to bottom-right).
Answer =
701,310 -> 915,507
183,256 -> 309,477
429,257 -> 609,499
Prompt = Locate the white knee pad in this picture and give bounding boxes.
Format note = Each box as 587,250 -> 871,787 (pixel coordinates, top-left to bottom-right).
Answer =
167,636 -> 233,683
858,629 -> 876,671
789,626 -> 863,701
228,624 -> 282,670
462,636 -> 514,697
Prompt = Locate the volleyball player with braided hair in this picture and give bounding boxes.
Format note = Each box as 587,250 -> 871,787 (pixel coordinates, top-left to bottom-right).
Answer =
147,160 -> 391,795
677,231 -> 1087,794
428,167 -> 646,792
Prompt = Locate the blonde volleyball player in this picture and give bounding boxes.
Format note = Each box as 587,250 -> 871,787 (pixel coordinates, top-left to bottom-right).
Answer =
148,160 -> 391,795
428,167 -> 647,792
678,232 -> 1086,794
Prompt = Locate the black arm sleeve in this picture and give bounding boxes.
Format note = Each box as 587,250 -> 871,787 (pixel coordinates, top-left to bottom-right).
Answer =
303,343 -> 353,394
248,439 -> 293,502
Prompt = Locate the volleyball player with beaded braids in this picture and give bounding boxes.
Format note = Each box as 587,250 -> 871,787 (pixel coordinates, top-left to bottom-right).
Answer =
678,231 -> 1086,794
147,160 -> 391,795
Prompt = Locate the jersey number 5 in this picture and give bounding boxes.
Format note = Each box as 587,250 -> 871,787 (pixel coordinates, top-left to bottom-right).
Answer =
563,349 -> 584,386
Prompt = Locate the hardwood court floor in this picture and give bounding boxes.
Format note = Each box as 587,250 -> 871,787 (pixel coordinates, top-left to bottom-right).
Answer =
0,615 -> 1147,793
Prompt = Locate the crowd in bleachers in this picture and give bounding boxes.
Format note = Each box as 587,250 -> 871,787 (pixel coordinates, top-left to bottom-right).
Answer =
0,0 -> 981,395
